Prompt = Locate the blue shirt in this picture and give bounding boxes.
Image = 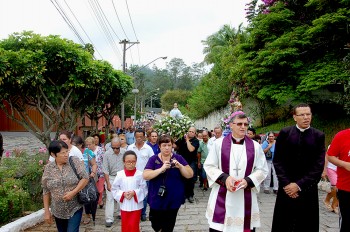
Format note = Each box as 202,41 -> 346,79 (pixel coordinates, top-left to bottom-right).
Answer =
82,148 -> 96,174
147,141 -> 160,155
262,140 -> 275,160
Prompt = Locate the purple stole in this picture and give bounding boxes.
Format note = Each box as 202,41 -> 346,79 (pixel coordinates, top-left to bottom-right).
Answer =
212,133 -> 255,231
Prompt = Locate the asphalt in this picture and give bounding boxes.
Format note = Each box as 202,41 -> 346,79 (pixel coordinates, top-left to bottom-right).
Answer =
1,132 -> 341,232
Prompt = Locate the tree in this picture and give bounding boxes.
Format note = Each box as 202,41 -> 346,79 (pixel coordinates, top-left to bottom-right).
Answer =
160,89 -> 191,112
235,0 -> 350,106
185,25 -> 248,119
0,31 -> 132,146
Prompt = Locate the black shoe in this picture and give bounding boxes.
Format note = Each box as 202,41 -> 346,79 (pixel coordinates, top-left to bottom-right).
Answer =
273,190 -> 278,194
188,196 -> 194,203
141,215 -> 147,221
99,204 -> 104,209
105,221 -> 113,227
203,188 -> 208,191
117,215 -> 121,219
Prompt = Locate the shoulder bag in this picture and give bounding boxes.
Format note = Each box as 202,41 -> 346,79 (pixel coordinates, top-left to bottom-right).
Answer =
69,156 -> 99,204
265,149 -> 273,160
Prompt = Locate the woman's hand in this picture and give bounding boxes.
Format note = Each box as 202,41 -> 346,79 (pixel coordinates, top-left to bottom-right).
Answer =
89,172 -> 96,178
161,161 -> 171,172
44,210 -> 53,224
63,190 -> 76,201
172,159 -> 183,169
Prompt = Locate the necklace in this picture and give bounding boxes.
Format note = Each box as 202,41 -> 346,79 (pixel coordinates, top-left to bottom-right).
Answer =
160,153 -> 172,163
232,144 -> 245,176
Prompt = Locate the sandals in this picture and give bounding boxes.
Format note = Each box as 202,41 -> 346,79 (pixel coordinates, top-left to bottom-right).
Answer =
83,215 -> 91,224
333,207 -> 339,214
323,200 -> 333,212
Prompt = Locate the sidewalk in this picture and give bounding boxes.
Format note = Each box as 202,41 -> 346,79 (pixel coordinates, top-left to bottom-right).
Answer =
1,132 -> 340,232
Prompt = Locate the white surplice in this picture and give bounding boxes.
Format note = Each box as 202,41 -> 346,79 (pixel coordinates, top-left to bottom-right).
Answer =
204,138 -> 268,232
111,170 -> 148,211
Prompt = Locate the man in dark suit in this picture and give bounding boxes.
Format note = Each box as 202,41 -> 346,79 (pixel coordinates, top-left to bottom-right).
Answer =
271,103 -> 325,232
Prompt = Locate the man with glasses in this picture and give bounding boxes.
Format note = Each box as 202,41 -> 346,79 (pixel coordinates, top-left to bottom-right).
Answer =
175,126 -> 200,203
271,103 -> 325,232
204,111 -> 268,232
102,138 -> 125,227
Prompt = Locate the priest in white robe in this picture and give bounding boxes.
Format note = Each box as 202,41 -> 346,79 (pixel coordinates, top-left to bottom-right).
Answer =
204,111 -> 268,232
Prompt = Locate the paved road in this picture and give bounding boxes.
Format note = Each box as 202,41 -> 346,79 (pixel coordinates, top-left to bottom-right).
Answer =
1,132 -> 341,232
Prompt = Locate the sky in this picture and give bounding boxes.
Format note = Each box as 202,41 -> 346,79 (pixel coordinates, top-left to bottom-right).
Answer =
0,0 -> 250,70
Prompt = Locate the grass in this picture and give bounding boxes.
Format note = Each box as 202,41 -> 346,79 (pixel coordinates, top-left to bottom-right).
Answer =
256,115 -> 350,146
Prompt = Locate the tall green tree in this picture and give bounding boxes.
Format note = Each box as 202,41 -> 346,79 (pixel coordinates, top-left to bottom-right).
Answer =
0,31 -> 132,146
235,0 -> 350,106
185,24 -> 248,119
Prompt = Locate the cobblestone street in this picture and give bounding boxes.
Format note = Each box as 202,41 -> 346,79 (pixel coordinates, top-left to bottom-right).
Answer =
1,132 -> 341,232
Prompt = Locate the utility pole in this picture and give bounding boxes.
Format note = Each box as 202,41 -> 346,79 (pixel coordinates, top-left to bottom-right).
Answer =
119,39 -> 139,129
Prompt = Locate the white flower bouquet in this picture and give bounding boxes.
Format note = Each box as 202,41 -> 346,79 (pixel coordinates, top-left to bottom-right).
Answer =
153,115 -> 194,140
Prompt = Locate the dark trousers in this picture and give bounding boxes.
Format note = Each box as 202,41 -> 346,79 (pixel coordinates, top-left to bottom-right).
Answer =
185,161 -> 197,198
55,207 -> 83,232
149,208 -> 179,232
337,189 -> 350,232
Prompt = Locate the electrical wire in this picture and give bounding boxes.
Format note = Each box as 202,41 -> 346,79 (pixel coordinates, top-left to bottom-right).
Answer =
125,0 -> 139,41
62,0 -> 104,59
111,0 -> 129,40
50,0 -> 85,45
88,0 -> 122,59
94,0 -> 122,41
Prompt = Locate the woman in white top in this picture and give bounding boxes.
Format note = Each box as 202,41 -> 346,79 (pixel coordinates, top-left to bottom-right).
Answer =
49,130 -> 84,162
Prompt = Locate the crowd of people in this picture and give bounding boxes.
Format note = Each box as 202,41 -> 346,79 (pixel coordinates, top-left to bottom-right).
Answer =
41,103 -> 349,232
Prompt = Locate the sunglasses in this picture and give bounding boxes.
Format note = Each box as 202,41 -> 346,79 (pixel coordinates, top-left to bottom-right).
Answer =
232,122 -> 249,127
112,147 -> 121,150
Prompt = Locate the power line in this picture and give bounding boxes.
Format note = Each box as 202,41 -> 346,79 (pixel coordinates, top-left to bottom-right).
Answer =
88,0 -> 122,59
62,0 -> 104,59
125,0 -> 139,41
111,0 -> 129,40
50,0 -> 85,45
94,0 -> 122,41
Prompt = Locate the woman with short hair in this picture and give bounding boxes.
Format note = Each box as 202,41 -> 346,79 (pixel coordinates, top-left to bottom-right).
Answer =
143,134 -> 193,232
42,140 -> 89,232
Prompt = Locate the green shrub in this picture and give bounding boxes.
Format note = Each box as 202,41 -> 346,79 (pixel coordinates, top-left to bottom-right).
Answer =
0,148 -> 48,225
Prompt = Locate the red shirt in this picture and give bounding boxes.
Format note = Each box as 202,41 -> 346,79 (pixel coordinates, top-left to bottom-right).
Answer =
327,129 -> 350,191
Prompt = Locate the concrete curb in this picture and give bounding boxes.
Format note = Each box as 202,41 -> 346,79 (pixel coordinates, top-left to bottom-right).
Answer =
0,209 -> 44,232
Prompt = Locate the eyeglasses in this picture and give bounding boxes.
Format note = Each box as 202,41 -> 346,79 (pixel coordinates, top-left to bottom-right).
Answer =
295,113 -> 312,117
112,147 -> 120,150
232,122 -> 249,127
125,161 -> 136,164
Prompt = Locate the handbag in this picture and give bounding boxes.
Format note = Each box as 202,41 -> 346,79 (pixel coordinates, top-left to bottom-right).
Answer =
317,177 -> 331,193
69,156 -> 99,204
265,149 -> 273,160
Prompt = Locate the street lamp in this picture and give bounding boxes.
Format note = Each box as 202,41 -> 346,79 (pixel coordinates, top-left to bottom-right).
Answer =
121,56 -> 167,129
132,88 -> 139,125
130,57 -> 167,76
150,94 -> 158,108
141,88 -> 160,112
